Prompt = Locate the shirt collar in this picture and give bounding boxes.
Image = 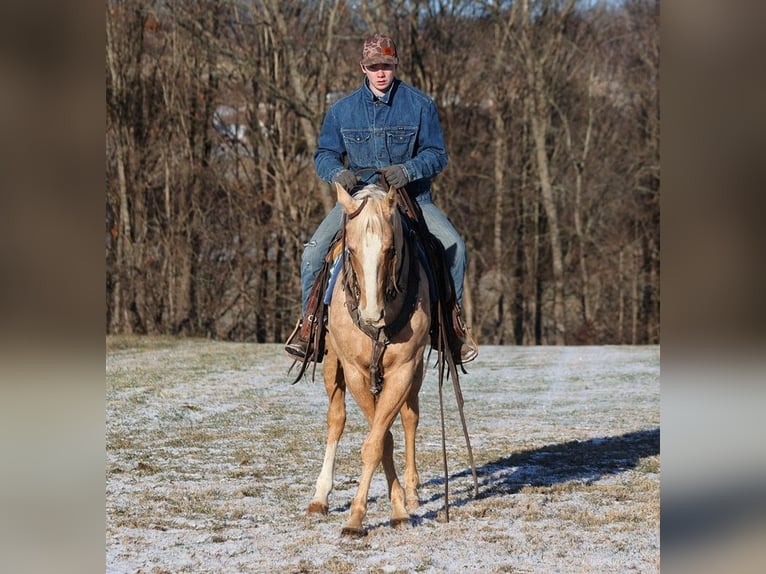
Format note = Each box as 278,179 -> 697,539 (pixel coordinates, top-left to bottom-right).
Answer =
364,77 -> 397,104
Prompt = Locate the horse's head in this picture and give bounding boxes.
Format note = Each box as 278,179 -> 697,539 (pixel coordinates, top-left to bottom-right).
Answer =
336,182 -> 401,328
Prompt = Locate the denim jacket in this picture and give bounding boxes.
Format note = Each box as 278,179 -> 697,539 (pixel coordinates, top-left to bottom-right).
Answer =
314,78 -> 448,198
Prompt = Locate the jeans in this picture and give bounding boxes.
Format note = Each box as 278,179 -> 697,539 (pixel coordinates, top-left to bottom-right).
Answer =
300,191 -> 466,313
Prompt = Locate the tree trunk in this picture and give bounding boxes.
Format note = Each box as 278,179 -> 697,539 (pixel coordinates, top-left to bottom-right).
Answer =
534,200 -> 543,346
555,66 -> 595,332
519,0 -> 574,345
491,104 -> 507,343
529,110 -> 566,345
113,132 -> 133,334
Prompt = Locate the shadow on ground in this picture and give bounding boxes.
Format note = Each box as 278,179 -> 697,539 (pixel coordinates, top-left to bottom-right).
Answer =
329,427 -> 660,529
420,427 -> 660,511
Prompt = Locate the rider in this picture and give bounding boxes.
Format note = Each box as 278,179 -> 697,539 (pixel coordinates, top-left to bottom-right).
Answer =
285,33 -> 478,364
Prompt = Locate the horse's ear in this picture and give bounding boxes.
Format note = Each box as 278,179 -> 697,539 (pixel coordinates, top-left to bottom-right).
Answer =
335,181 -> 357,213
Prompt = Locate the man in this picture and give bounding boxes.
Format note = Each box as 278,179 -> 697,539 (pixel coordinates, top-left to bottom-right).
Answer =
285,33 -> 477,364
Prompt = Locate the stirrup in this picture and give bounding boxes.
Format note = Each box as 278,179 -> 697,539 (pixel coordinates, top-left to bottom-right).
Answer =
284,319 -> 311,360
285,340 -> 309,360
454,308 -> 478,364
459,339 -> 478,364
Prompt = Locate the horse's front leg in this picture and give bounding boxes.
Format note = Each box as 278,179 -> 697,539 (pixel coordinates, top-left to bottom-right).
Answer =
308,352 -> 346,515
380,427 -> 411,529
342,424 -> 403,536
342,378 -> 410,536
400,361 -> 424,512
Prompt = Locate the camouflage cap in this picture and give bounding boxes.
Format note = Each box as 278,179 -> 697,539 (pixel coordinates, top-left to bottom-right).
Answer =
360,34 -> 399,66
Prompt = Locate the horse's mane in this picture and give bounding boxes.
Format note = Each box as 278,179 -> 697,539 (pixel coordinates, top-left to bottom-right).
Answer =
353,184 -> 386,201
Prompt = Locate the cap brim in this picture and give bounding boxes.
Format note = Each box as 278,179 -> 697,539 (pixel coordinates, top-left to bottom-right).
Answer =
361,56 -> 398,66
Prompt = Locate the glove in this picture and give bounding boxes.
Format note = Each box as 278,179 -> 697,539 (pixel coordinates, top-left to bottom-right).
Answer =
381,165 -> 409,189
332,169 -> 357,191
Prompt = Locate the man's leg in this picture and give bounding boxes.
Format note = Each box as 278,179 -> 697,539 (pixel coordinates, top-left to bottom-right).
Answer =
417,197 -> 478,364
285,205 -> 343,360
300,204 -> 344,309
417,200 -> 466,305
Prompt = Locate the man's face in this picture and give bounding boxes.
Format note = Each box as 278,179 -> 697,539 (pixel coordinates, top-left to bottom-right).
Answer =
361,63 -> 396,94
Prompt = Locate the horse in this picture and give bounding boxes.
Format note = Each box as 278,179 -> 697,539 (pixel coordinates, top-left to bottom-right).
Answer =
306,182 -> 431,537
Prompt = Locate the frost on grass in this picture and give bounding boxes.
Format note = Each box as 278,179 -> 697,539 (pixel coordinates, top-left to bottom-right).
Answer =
107,339 -> 659,573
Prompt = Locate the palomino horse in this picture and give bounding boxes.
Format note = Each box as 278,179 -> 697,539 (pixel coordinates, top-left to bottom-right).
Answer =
307,182 -> 431,536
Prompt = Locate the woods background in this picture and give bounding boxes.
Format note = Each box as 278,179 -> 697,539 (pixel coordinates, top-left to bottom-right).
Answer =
105,0 -> 659,346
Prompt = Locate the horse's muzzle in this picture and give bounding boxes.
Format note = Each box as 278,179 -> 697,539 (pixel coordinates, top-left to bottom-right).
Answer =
359,308 -> 385,328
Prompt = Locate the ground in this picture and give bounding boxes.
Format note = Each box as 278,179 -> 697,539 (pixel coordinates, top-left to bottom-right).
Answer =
106,338 -> 659,573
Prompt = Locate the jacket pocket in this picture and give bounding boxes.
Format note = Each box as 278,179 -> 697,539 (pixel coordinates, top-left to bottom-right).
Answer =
341,129 -> 373,167
386,126 -> 417,163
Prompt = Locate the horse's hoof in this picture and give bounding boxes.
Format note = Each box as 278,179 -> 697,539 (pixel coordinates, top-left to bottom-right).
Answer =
340,525 -> 365,538
307,502 -> 329,515
406,498 -> 420,512
390,516 -> 411,530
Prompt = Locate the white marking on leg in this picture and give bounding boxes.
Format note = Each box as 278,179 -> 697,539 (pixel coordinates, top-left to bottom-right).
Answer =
312,440 -> 338,505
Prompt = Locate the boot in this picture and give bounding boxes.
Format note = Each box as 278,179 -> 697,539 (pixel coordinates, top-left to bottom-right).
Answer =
453,307 -> 478,364
459,338 -> 478,364
284,318 -> 312,360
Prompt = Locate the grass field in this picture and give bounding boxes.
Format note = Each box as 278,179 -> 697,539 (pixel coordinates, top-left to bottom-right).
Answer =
106,337 -> 659,573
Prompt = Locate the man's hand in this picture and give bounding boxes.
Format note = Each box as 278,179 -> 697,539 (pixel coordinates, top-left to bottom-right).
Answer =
332,169 -> 357,191
381,165 -> 409,189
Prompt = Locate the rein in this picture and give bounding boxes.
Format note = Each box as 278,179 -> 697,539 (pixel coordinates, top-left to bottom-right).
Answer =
392,186 -> 479,521
346,197 -> 368,220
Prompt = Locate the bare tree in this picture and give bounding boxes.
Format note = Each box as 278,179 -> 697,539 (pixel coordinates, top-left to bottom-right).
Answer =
514,0 -> 579,344
105,0 -> 660,345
